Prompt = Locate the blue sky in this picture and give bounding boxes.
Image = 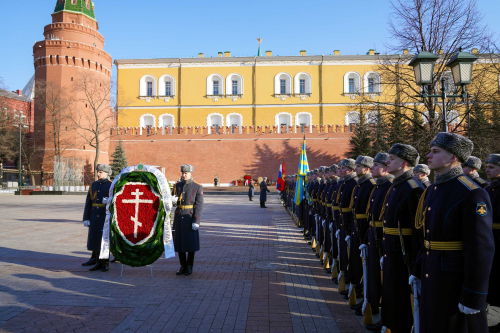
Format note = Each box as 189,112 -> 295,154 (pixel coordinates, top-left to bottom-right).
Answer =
1,0 -> 499,91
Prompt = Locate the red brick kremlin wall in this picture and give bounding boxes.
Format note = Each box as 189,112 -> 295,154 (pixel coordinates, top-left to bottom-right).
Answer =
109,125 -> 353,184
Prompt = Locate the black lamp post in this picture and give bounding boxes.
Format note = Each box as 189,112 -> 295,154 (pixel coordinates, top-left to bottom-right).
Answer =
409,50 -> 478,133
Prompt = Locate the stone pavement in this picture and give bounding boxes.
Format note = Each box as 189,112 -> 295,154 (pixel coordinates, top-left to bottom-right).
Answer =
0,194 -> 497,333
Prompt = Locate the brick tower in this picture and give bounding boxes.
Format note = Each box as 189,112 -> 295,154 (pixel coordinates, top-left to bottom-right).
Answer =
33,0 -> 112,182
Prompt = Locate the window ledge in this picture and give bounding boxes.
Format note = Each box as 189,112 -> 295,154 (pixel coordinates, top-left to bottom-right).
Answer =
343,93 -> 361,99
206,95 -> 224,101
365,92 -> 381,99
226,94 -> 243,101
158,95 -> 175,102
294,93 -> 312,100
274,94 -> 292,101
139,96 -> 156,102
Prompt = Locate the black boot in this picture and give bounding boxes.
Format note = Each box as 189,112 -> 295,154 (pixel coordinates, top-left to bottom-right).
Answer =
89,260 -> 104,271
176,266 -> 186,275
184,266 -> 193,276
82,257 -> 97,266
101,261 -> 109,272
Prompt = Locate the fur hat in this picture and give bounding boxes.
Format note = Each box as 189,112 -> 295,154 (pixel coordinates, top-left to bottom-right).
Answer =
329,164 -> 339,173
373,153 -> 389,165
318,166 -> 328,173
462,156 -> 482,170
486,154 -> 500,166
355,156 -> 374,168
339,158 -> 356,170
429,132 -> 473,163
312,169 -> 319,175
413,164 -> 430,175
181,164 -> 194,173
96,164 -> 112,176
389,143 -> 420,167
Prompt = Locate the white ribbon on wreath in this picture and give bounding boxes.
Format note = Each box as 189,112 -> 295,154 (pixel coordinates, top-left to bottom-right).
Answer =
99,164 -> 175,260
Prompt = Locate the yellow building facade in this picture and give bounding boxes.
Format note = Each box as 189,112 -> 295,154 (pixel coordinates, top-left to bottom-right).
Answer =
114,50 -> 403,131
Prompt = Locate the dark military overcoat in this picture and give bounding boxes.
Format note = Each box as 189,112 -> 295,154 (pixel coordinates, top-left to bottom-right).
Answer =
173,179 -> 204,253
83,179 -> 112,252
338,174 -> 358,272
415,172 -> 494,333
260,181 -> 270,202
487,179 -> 500,306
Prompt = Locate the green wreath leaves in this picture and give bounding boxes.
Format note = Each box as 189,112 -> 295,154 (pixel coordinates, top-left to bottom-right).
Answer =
109,171 -> 166,267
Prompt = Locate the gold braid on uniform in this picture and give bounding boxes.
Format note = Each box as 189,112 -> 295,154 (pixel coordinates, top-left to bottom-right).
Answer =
378,185 -> 394,221
349,188 -> 355,209
336,184 -> 345,203
89,186 -> 97,202
365,187 -> 376,216
415,187 -> 429,233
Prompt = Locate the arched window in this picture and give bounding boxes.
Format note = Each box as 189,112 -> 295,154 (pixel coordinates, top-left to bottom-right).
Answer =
344,72 -> 361,95
226,73 -> 243,96
158,75 -> 175,98
345,111 -> 360,132
139,114 -> 155,128
365,111 -> 379,124
139,75 -> 157,99
158,114 -> 175,128
207,74 -> 224,96
363,72 -> 381,94
294,73 -> 312,96
440,71 -> 455,92
274,73 -> 292,96
447,110 -> 460,125
275,112 -> 293,133
295,112 -> 312,133
207,113 -> 224,133
226,113 -> 243,133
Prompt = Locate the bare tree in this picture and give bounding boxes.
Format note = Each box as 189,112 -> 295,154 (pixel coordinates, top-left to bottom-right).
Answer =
68,72 -> 117,181
0,98 -> 17,164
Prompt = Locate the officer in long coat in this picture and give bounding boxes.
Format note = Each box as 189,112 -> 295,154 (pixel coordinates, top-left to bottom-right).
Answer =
462,156 -> 489,188
485,154 -> 500,332
173,164 -> 204,276
248,182 -> 255,201
260,177 -> 270,208
412,133 -> 494,333
82,164 -> 112,272
380,144 -> 424,333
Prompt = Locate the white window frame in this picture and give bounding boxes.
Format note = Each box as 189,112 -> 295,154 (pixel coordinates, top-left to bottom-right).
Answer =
158,113 -> 176,129
158,75 -> 175,100
345,111 -> 361,126
139,75 -> 157,100
207,74 -> 224,97
225,73 -> 244,97
274,112 -> 293,133
293,72 -> 312,98
363,71 -> 381,94
294,112 -> 313,133
274,72 -> 292,97
343,72 -> 362,96
226,113 -> 243,133
207,113 -> 224,133
139,113 -> 156,128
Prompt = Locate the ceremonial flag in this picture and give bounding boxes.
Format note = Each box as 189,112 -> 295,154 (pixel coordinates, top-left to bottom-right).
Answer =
295,137 -> 310,205
277,161 -> 286,191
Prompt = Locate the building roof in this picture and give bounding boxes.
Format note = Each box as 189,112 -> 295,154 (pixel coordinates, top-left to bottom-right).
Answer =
22,75 -> 35,101
53,0 -> 95,20
0,89 -> 32,103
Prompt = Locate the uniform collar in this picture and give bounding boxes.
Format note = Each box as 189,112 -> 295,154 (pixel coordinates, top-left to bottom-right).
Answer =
357,173 -> 373,184
98,178 -> 109,183
343,172 -> 356,182
421,177 -> 430,184
376,174 -> 394,185
392,170 -> 414,187
182,178 -> 194,185
491,178 -> 500,189
435,165 -> 463,185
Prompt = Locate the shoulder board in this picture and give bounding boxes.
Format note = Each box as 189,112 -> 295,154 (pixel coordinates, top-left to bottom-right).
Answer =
476,178 -> 486,184
354,177 -> 359,181
407,179 -> 419,189
194,181 -> 202,186
458,176 -> 478,191
369,179 -> 376,185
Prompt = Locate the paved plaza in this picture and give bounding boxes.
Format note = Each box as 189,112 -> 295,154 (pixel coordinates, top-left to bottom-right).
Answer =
0,194 -> 498,333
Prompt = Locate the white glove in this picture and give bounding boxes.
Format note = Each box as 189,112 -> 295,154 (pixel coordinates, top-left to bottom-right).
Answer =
345,236 -> 351,242
380,256 -> 384,270
335,229 -> 340,238
322,219 -> 326,228
83,220 -> 90,227
409,275 -> 422,295
102,197 -> 109,204
171,195 -> 179,207
314,214 -> 319,219
192,223 -> 199,231
359,244 -> 367,250
458,303 -> 480,315
329,223 -> 333,232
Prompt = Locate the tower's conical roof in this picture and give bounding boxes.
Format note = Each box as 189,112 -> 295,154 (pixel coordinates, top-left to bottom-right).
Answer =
53,0 -> 96,20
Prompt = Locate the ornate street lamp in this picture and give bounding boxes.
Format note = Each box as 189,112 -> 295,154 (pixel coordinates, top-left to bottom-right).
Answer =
410,50 -> 477,132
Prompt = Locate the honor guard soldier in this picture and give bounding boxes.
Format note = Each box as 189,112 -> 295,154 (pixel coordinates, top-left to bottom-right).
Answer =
315,166 -> 328,258
82,164 -> 112,272
303,172 -> 313,239
260,177 -> 271,208
173,164 -> 204,276
331,165 -> 345,283
413,164 -> 432,188
380,144 -> 424,333
361,153 -> 393,326
462,156 -> 488,188
411,133 -> 494,333
324,166 -> 339,272
348,156 -> 376,306
320,167 -> 333,266
486,154 -> 500,332
336,158 -> 357,295
309,170 -> 320,247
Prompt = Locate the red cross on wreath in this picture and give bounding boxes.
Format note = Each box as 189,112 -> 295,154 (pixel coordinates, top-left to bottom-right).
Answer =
114,183 -> 161,246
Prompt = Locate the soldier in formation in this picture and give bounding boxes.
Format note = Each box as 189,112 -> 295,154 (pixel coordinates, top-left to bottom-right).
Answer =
281,132 -> 498,333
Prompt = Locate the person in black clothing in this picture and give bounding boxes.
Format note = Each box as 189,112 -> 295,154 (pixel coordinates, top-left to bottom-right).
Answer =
260,177 -> 271,208
248,182 -> 255,201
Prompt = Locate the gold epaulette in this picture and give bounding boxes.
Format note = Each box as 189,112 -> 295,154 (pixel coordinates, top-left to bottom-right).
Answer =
458,176 -> 478,191
407,179 -> 419,189
476,178 -> 487,184
369,178 -> 376,185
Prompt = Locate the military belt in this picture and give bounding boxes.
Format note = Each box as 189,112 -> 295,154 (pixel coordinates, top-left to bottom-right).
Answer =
92,203 -> 106,207
177,205 -> 194,210
424,240 -> 463,250
341,208 -> 352,213
355,214 -> 368,219
333,206 -> 340,211
313,199 -> 318,202
370,221 -> 384,228
326,203 -> 333,207
493,224 -> 500,229
384,227 -> 411,236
